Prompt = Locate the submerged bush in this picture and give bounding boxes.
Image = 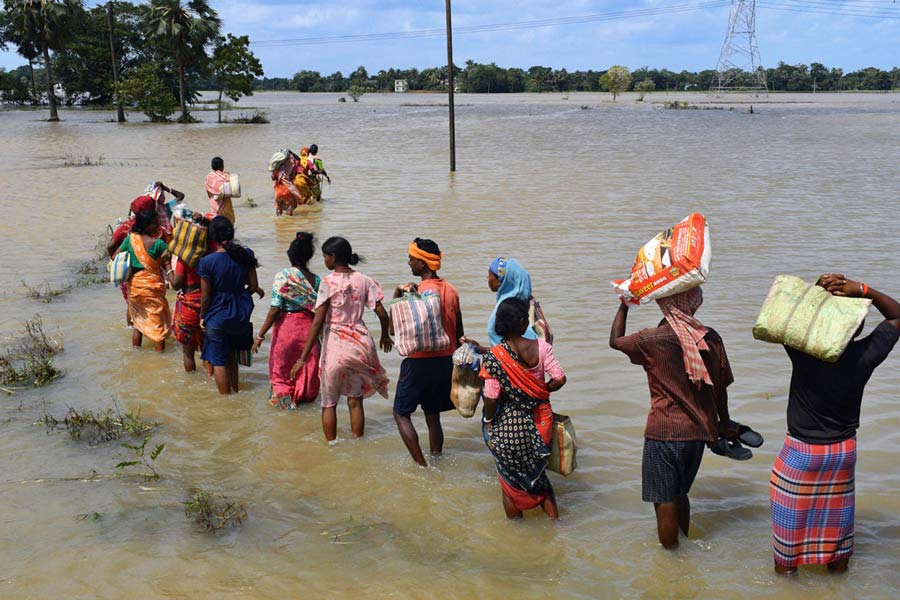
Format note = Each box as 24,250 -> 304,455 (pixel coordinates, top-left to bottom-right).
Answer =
41,404 -> 157,445
0,315 -> 63,392
184,490 -> 247,530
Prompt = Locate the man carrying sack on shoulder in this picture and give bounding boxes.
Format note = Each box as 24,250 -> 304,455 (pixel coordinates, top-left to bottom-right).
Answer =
609,287 -> 734,549
206,156 -> 235,225
391,238 -> 464,466
770,274 -> 900,575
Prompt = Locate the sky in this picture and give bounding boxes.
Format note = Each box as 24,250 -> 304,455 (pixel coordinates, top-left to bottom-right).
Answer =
2,0 -> 898,77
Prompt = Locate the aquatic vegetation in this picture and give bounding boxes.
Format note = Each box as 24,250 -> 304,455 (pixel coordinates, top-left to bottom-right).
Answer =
243,196 -> 258,208
62,154 -> 105,167
115,434 -> 165,480
184,490 -> 247,530
40,404 -> 157,445
0,315 -> 63,392
22,280 -> 72,302
663,100 -> 697,110
228,110 -> 269,124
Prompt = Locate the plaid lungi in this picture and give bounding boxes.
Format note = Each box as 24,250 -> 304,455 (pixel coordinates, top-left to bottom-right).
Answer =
770,435 -> 856,567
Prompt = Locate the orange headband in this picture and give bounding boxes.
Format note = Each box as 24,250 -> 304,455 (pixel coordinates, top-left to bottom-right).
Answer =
409,242 -> 442,272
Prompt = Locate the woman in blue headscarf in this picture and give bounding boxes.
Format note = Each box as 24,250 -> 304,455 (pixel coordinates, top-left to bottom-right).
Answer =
487,257 -> 539,346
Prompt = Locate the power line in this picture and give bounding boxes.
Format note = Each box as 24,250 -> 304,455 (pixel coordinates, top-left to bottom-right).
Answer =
248,0 -> 900,49
250,1 -> 732,48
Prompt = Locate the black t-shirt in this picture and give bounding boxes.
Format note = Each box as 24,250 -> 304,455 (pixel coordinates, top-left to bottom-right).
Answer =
785,321 -> 899,443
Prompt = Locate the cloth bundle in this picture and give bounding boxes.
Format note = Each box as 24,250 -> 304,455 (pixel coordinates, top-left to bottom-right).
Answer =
389,291 -> 451,356
612,213 -> 711,305
451,343 -> 483,418
547,412 -> 577,476
168,219 -> 208,269
753,275 -> 871,362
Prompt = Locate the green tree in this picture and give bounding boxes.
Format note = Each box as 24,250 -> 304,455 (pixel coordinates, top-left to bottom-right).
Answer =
634,78 -> 655,101
143,0 -> 220,122
347,84 -> 366,102
119,62 -> 176,121
599,65 -> 631,100
209,33 -> 262,123
2,0 -> 83,120
292,69 -> 322,92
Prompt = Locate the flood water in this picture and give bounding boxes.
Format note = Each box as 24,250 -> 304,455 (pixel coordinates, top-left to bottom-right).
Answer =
1,91 -> 899,599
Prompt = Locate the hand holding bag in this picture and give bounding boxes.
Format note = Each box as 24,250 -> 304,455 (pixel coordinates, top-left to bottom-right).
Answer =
547,412 -> 577,476
389,291 -> 450,356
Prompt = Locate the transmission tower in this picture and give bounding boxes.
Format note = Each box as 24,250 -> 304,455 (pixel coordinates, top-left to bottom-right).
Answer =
711,0 -> 767,95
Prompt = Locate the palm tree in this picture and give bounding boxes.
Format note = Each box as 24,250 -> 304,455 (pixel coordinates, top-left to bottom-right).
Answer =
2,0 -> 82,121
143,0 -> 220,122
106,1 -> 125,122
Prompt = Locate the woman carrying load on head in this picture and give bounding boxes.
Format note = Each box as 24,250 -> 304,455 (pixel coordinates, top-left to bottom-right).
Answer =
117,210 -> 172,352
252,232 -> 322,409
270,150 -> 301,216
486,257 -> 552,347
291,147 -> 315,207
473,297 -> 567,520
199,217 -> 264,395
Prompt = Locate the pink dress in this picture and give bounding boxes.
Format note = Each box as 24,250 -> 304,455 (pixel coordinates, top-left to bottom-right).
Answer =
315,270 -> 389,408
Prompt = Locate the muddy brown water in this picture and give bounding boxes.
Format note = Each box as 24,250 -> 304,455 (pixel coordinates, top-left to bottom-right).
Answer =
1,92 -> 899,599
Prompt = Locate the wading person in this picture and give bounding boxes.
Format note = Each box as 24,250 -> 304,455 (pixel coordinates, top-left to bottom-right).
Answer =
108,194 -> 158,326
391,238 -> 463,466
293,237 -> 392,441
771,274 -> 900,575
168,238 -> 210,374
309,143 -> 330,201
117,210 -> 172,352
206,157 -> 235,224
198,217 -> 262,394
475,298 -> 566,520
609,287 -> 733,549
252,232 -> 322,409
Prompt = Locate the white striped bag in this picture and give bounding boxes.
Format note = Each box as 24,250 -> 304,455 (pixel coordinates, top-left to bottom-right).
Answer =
107,251 -> 131,286
389,291 -> 451,356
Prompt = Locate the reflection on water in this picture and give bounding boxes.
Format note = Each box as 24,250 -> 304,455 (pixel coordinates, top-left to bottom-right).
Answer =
1,92 -> 899,598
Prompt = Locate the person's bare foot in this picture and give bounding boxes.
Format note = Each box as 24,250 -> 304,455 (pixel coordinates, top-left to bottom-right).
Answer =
774,563 -> 797,575
827,558 -> 849,574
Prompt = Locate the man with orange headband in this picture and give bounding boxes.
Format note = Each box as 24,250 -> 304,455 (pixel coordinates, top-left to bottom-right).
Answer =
392,238 -> 464,466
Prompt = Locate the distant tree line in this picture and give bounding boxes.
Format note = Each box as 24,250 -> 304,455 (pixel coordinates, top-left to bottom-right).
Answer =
0,0 -> 262,122
255,60 -> 900,94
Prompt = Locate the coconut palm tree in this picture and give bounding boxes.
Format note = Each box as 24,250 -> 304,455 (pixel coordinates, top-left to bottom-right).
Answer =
143,0 -> 220,122
2,0 -> 82,121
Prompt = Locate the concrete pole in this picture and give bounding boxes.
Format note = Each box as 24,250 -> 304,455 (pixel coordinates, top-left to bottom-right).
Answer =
445,0 -> 456,172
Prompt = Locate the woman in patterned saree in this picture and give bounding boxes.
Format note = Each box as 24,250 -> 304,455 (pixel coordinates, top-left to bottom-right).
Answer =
252,232 -> 322,408
477,297 -> 566,520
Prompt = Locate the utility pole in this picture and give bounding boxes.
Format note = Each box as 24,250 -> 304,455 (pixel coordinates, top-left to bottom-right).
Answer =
445,0 -> 456,172
107,1 -> 126,122
710,0 -> 767,96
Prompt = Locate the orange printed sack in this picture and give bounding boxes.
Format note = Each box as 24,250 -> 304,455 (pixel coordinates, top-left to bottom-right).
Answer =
611,213 -> 711,305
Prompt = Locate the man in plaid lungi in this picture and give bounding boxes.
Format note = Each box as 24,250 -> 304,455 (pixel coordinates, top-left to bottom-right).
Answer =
771,274 -> 900,574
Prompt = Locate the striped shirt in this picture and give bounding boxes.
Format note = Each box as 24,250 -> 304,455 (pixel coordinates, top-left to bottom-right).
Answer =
612,323 -> 732,443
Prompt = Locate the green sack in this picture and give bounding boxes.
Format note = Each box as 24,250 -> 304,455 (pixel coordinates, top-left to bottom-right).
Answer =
752,275 -> 871,362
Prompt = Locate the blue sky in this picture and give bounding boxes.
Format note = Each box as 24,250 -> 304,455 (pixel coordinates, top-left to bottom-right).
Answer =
2,1 -> 898,76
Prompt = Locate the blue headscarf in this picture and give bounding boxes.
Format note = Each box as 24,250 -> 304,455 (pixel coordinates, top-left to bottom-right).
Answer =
487,257 -> 537,345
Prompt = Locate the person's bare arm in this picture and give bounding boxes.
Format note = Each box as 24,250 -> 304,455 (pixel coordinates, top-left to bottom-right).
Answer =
456,311 -> 464,341
292,304 -> 328,375
200,278 -> 211,324
252,306 -> 282,353
547,375 -> 566,393
247,267 -> 264,298
820,274 -> 900,330
374,301 -> 394,353
609,302 -> 629,347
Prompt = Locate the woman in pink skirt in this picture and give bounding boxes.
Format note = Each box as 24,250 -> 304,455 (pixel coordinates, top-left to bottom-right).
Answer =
252,232 -> 321,408
294,237 -> 393,441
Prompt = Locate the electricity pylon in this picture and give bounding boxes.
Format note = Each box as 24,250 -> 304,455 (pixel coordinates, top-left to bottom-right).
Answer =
711,0 -> 767,95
